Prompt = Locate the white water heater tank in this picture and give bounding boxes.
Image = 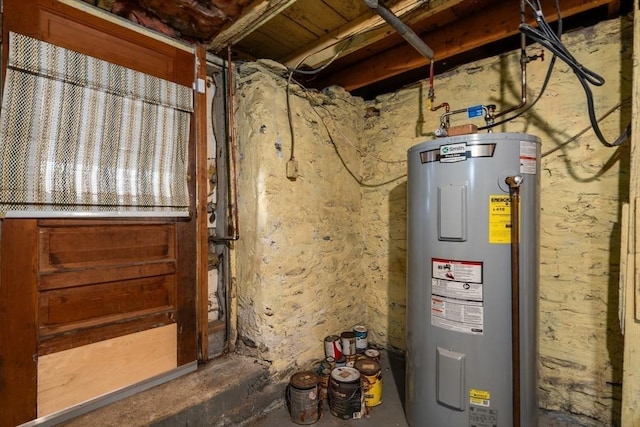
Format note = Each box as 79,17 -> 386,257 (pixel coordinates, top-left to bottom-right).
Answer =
405,133 -> 540,427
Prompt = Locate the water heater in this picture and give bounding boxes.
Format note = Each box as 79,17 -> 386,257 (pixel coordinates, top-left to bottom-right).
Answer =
405,133 -> 540,427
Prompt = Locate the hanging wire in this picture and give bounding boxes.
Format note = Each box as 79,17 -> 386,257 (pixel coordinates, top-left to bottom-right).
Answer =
541,98 -> 630,158
315,108 -> 408,187
286,77 -> 408,187
285,36 -> 358,165
283,31 -> 407,186
517,0 -> 630,147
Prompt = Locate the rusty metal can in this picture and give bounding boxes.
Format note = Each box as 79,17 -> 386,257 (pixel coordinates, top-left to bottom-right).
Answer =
340,331 -> 356,356
324,335 -> 342,359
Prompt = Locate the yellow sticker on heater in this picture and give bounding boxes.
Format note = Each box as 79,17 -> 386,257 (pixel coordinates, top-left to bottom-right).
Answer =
469,388 -> 491,407
489,195 -> 511,244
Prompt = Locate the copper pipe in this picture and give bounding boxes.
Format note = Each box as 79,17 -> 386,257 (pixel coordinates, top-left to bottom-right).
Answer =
506,175 -> 523,427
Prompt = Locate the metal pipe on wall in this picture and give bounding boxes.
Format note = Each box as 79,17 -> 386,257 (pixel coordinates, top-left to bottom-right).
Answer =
494,0 -> 528,120
363,0 -> 434,60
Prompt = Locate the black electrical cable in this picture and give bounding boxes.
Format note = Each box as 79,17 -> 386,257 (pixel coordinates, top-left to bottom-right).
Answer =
519,0 -> 630,147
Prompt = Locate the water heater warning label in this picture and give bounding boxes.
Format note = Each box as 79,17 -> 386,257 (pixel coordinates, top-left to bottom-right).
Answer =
520,140 -> 538,175
469,406 -> 498,427
432,258 -> 482,283
431,258 -> 484,335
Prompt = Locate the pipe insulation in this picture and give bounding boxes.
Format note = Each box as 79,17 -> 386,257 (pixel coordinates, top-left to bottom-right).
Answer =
363,0 -> 434,60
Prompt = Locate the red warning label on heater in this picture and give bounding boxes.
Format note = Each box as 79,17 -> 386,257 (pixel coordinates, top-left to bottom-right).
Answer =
432,258 -> 482,283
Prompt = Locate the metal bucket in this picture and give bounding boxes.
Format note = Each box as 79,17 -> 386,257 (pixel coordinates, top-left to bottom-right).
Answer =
288,371 -> 320,425
329,366 -> 362,419
355,359 -> 383,407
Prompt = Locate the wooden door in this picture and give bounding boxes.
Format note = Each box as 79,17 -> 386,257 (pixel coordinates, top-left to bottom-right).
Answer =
0,1 -> 200,425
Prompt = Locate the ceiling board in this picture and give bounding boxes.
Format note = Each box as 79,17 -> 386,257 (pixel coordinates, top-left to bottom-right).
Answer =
237,13 -> 319,57
207,0 -> 299,52
235,28 -> 297,59
80,0 -> 628,95
321,0 -> 372,21
283,0 -> 348,37
283,0 -> 466,68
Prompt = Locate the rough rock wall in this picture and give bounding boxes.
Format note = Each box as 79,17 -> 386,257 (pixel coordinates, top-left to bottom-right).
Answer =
361,16 -> 631,426
233,61 -> 367,377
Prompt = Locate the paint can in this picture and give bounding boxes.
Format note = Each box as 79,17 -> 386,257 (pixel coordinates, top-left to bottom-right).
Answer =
340,331 -> 356,356
319,368 -> 331,401
325,356 -> 336,369
329,366 -> 362,419
335,355 -> 346,367
364,348 -> 381,362
355,359 -> 382,407
353,325 -> 368,352
324,335 -> 342,359
288,371 -> 320,425
320,359 -> 332,371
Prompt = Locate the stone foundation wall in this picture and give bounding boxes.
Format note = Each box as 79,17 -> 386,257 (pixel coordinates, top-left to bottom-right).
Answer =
234,61 -> 367,377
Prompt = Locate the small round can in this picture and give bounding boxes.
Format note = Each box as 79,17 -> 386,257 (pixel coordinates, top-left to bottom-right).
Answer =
320,368 -> 332,400
340,331 -> 356,356
324,335 -> 342,359
364,348 -> 381,362
335,355 -> 347,367
353,325 -> 368,352
325,356 -> 336,369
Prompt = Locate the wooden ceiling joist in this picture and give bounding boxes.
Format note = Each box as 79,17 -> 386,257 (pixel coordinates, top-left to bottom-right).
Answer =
207,0 -> 300,52
318,0 -> 616,91
284,0 -> 465,68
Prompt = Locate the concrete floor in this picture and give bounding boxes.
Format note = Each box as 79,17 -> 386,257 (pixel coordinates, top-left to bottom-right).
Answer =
248,350 -> 586,427
57,347 -> 587,427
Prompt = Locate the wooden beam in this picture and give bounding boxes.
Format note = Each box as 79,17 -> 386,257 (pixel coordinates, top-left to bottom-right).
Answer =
607,0 -> 621,17
318,0 -> 615,91
0,220 -> 38,427
207,0 -> 300,52
284,0 -> 465,68
195,45 -> 210,362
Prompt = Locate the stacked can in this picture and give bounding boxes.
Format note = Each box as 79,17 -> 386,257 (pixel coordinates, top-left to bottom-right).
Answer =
353,325 -> 368,353
364,348 -> 381,362
324,335 -> 342,360
319,368 -> 332,401
340,331 -> 356,363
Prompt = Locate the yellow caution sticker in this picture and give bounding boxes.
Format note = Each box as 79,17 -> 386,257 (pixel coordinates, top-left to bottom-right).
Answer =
469,388 -> 491,407
488,195 -> 511,244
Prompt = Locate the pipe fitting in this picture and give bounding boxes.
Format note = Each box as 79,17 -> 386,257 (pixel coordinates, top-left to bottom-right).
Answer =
506,175 -> 524,188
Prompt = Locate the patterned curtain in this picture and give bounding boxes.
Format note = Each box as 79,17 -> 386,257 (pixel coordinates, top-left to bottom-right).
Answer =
0,32 -> 193,217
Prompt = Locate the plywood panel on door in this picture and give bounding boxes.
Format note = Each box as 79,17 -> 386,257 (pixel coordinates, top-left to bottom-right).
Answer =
37,324 -> 177,417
